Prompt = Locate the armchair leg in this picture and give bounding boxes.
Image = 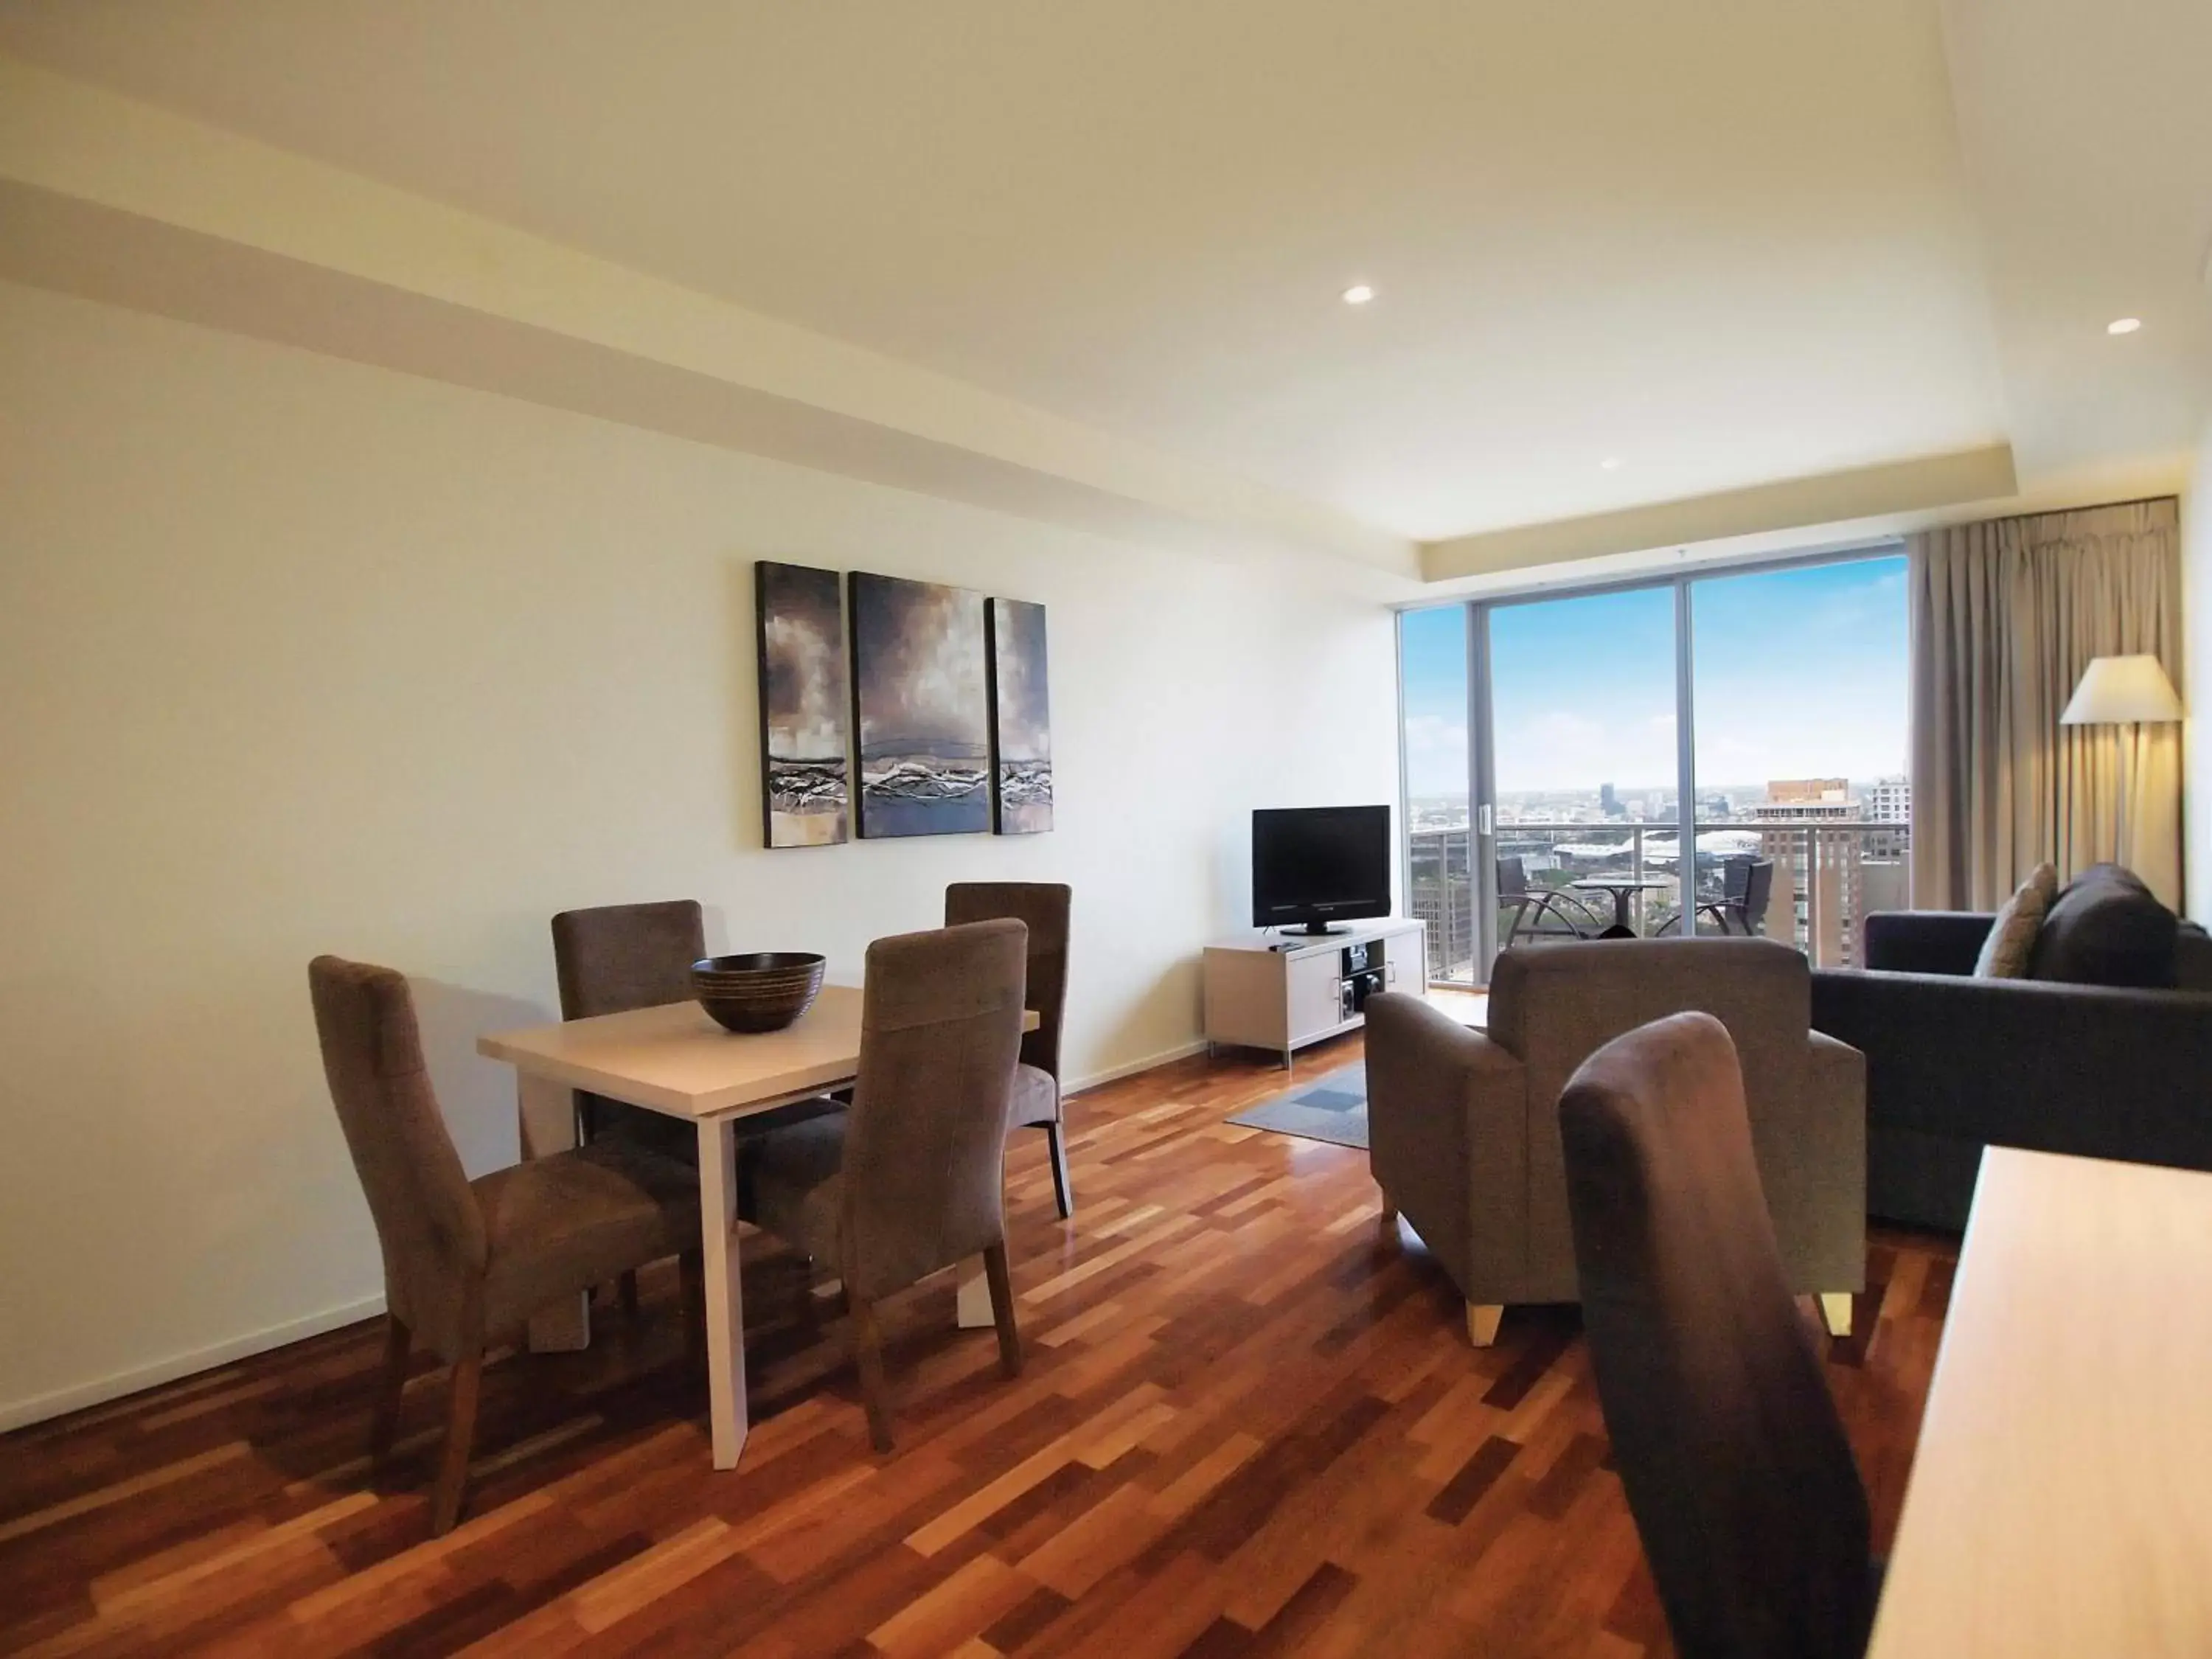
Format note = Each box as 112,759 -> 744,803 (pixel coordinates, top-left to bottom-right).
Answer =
369,1315 -> 411,1466
1466,1304 -> 1504,1348
983,1242 -> 1023,1379
618,1270 -> 641,1324
1818,1293 -> 1853,1338
849,1295 -> 894,1454
1378,1193 -> 1399,1232
428,1346 -> 484,1537
1042,1121 -> 1075,1219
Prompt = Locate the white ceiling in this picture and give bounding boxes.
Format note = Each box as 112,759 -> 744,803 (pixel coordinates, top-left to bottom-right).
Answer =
0,0 -> 2202,552
1938,0 -> 2212,481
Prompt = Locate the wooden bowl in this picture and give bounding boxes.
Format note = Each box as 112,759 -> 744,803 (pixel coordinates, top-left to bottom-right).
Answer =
692,952 -> 827,1034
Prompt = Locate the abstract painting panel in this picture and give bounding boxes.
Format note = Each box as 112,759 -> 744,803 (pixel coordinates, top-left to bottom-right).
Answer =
848,571 -> 992,838
754,561 -> 851,847
988,597 -> 1054,834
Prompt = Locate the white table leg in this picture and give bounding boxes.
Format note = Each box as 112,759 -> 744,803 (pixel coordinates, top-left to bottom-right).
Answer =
698,1116 -> 749,1470
955,1259 -> 993,1329
520,1074 -> 591,1352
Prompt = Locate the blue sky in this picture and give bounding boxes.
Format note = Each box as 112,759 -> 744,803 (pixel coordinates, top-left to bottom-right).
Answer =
1402,555 -> 1909,797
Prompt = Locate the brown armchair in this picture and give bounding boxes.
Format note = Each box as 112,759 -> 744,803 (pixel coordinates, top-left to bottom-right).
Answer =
945,882 -> 1074,1216
1364,938 -> 1864,1347
737,919 -> 1029,1450
309,956 -> 700,1534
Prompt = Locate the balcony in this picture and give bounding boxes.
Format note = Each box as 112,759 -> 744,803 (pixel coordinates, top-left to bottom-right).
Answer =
1407,819 -> 1912,985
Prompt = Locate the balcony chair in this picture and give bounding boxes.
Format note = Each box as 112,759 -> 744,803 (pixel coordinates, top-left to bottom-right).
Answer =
1498,855 -> 1603,946
1658,855 -> 1775,938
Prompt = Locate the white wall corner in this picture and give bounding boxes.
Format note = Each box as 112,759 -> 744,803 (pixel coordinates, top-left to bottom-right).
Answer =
2183,415 -> 2212,923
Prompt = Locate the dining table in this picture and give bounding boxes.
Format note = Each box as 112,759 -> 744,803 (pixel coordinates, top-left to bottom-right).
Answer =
477,985 -> 1038,1471
1865,1147 -> 2212,1657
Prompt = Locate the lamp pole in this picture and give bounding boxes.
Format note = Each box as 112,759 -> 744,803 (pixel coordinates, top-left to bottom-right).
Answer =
2059,655 -> 2185,873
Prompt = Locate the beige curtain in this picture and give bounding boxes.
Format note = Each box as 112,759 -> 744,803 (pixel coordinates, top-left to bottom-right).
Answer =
1910,498 -> 2183,911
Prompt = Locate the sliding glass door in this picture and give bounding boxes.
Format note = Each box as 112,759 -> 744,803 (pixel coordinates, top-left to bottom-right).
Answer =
1398,604 -> 1473,984
1487,585 -> 1685,948
1687,557 -> 1910,962
1400,548 -> 1909,983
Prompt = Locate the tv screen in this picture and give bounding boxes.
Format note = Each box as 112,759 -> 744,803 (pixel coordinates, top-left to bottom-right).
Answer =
1252,806 -> 1393,932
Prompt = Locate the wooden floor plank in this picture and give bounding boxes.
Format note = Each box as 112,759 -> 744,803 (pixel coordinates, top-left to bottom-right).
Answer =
0,1032 -> 1953,1657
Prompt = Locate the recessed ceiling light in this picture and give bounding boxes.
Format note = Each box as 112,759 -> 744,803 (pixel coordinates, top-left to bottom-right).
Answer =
2107,317 -> 2143,335
1600,457 -> 1623,470
1341,284 -> 1376,306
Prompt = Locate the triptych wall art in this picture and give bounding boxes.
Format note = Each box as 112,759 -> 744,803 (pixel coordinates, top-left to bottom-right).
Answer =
754,562 -> 853,848
753,562 -> 1052,846
987,597 -> 1054,835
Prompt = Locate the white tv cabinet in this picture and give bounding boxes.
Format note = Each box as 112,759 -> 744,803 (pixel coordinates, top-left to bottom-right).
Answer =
1203,917 -> 1427,1074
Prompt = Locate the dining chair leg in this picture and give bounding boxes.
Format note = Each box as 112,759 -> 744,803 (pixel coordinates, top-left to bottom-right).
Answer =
678,1251 -> 706,1361
369,1315 -> 411,1465
429,1348 -> 484,1537
982,1242 -> 1023,1379
1043,1121 -> 1075,1219
619,1270 -> 641,1324
849,1295 -> 894,1454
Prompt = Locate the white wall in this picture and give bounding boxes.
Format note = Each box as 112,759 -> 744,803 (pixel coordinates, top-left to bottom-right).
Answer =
2185,412 -> 2212,923
0,280 -> 1400,1426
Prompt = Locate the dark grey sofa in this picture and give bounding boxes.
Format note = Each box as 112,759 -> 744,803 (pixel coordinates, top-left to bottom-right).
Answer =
1810,874 -> 2212,1230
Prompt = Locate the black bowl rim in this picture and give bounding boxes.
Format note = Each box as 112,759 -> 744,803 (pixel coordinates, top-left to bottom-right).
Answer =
692,952 -> 826,974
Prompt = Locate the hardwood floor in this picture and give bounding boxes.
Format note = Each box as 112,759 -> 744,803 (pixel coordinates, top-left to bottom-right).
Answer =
0,1032 -> 1954,1658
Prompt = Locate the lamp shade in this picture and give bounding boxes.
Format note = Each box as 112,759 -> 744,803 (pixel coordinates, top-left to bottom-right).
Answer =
2059,655 -> 2185,726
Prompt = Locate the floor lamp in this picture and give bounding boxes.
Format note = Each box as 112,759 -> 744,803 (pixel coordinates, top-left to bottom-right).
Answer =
2059,654 -> 2185,864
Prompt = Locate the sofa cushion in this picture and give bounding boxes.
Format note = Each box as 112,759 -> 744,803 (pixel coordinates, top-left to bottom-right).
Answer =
2027,864 -> 2177,989
1973,863 -> 2056,978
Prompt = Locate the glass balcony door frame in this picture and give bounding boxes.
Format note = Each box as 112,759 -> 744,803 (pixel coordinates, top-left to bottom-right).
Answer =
1407,539 -> 1907,981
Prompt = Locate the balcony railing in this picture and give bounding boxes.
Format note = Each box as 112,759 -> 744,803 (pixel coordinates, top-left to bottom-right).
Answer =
1406,818 -> 1912,984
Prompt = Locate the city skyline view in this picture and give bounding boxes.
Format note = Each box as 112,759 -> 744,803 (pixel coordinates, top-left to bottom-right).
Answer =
1402,554 -> 1910,806
1400,554 -> 1914,984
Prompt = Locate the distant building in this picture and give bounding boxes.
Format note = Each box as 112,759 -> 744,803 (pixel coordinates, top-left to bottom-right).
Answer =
1599,782 -> 1621,818
1407,827 -> 1476,982
1756,778 -> 1854,821
1752,777 -> 1909,968
1863,776 -> 1910,862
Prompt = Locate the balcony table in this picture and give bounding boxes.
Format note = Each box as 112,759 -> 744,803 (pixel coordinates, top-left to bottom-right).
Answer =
479,986 -> 1037,1472
1865,1147 -> 2212,1658
1565,875 -> 1674,936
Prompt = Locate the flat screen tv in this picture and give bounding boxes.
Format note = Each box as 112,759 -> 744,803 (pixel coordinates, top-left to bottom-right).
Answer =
1252,805 -> 1393,934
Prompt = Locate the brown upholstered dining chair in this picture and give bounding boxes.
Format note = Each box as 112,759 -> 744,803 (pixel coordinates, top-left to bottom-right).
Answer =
738,919 -> 1029,1451
945,882 -> 1074,1216
1559,1012 -> 1878,1659
552,898 -> 842,1143
309,956 -> 700,1536
552,900 -> 706,1160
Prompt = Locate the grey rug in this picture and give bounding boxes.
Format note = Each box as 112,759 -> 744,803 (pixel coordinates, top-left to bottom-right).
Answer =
1227,1062 -> 1369,1150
